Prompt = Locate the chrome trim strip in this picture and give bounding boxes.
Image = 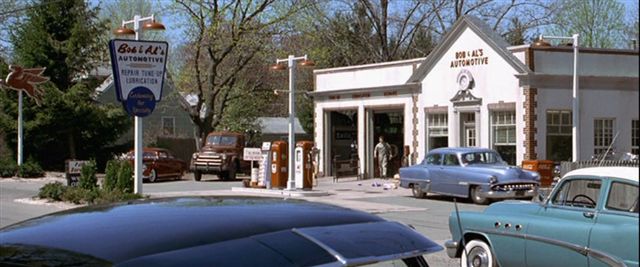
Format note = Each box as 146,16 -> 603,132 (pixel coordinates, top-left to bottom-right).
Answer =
468,228 -> 627,267
291,228 -> 349,265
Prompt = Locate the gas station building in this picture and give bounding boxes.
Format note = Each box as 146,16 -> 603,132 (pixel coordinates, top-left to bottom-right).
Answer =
311,16 -> 639,179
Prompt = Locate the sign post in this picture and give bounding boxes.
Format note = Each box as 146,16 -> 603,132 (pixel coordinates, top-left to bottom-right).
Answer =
0,65 -> 49,167
109,38 -> 168,194
244,147 -> 263,186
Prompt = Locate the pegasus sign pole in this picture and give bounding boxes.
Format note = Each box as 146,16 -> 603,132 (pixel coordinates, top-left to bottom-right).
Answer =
17,91 -> 22,165
0,65 -> 48,166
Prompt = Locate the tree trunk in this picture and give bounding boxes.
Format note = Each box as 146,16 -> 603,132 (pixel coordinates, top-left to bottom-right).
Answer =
68,132 -> 76,159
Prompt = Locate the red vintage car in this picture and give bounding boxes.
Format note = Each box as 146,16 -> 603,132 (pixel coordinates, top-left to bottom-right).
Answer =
126,148 -> 187,183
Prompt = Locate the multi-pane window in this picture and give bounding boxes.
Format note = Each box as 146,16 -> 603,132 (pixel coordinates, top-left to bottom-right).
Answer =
427,113 -> 448,150
492,111 -> 516,145
162,117 -> 175,136
546,110 -> 572,161
492,111 -> 516,165
428,113 -> 448,136
633,120 -> 639,155
594,119 -> 614,156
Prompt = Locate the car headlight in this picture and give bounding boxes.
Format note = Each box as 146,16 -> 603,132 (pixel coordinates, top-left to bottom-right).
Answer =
142,164 -> 147,171
489,176 -> 498,184
192,153 -> 198,159
222,154 -> 227,160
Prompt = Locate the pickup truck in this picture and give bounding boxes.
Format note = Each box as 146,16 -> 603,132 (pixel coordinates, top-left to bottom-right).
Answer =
190,132 -> 249,181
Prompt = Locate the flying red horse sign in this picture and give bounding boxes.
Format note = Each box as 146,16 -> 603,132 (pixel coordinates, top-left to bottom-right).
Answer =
0,65 -> 49,106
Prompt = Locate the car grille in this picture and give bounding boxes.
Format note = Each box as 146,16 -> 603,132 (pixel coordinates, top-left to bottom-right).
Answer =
195,153 -> 223,166
492,183 -> 536,191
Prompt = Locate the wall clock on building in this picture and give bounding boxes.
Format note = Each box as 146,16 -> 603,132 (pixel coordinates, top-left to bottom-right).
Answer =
457,69 -> 474,90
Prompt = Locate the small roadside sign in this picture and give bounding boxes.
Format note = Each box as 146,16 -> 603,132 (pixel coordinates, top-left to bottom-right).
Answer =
109,39 -> 168,117
244,147 -> 263,161
65,160 -> 89,186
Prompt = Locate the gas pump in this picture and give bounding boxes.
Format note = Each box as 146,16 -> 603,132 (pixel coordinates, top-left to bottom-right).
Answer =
294,141 -> 314,190
270,141 -> 288,189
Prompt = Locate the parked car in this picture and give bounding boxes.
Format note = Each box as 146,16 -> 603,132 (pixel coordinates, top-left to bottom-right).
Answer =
0,197 -> 442,266
399,147 -> 540,204
127,148 -> 187,182
446,166 -> 639,267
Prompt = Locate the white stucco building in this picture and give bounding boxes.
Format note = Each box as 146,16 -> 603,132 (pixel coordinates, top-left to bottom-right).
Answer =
312,16 -> 639,178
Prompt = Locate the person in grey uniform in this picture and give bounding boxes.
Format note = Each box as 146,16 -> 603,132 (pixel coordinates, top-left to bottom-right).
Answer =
374,136 -> 391,178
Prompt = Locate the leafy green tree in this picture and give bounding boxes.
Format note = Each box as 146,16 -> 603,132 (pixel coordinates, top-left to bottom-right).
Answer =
550,0 -> 627,48
10,0 -> 107,91
2,0 -> 130,170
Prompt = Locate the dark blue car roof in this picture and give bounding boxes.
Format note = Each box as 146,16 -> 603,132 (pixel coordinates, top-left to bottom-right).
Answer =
0,197 -> 441,266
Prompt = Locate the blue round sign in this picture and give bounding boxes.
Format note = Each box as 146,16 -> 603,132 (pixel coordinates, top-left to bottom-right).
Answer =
125,87 -> 156,117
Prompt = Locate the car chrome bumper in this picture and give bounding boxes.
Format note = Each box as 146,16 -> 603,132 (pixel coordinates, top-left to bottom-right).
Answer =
479,188 -> 538,199
444,240 -> 459,258
190,164 -> 225,173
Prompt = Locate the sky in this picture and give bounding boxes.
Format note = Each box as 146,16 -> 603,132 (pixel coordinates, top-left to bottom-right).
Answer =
2,0 -> 639,60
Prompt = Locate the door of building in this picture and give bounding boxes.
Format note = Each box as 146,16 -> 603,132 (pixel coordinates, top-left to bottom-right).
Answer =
461,113 -> 476,147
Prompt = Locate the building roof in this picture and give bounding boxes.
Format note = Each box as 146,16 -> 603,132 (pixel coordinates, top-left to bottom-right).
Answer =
257,117 -> 307,135
407,15 -> 531,83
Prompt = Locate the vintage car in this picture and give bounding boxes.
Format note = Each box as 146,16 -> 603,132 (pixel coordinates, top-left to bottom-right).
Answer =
446,167 -> 639,267
0,197 -> 442,266
399,147 -> 540,204
191,131 -> 250,181
127,148 -> 187,183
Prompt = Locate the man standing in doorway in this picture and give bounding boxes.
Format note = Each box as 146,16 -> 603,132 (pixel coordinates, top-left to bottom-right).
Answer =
374,136 -> 391,178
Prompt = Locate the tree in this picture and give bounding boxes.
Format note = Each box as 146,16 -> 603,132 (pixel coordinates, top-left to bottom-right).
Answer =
300,0 -> 436,66
2,0 -> 130,169
11,0 -> 107,91
172,0 -> 305,141
505,17 -> 527,45
0,0 -> 24,58
549,0 -> 627,48
624,0 -> 639,49
429,0 -> 557,41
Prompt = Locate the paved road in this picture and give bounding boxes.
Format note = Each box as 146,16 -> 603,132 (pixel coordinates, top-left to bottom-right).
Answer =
0,173 -> 487,266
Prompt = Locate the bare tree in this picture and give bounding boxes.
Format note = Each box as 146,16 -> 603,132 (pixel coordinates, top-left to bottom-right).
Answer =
429,0 -> 557,39
302,0 -> 437,65
172,0 -> 304,140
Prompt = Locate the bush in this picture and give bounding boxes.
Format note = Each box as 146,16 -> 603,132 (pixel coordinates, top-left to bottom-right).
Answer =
38,182 -> 67,201
61,187 -> 90,204
103,160 -> 118,191
17,158 -> 45,178
37,159 -> 142,205
78,160 -> 97,190
116,161 -> 134,193
0,156 -> 17,177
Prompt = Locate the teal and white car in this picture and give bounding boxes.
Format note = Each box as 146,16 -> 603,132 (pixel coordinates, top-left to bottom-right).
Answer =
446,167 -> 639,267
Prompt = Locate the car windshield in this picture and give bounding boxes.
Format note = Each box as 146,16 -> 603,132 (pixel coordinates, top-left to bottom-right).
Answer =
461,152 -> 504,165
207,135 -> 237,146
